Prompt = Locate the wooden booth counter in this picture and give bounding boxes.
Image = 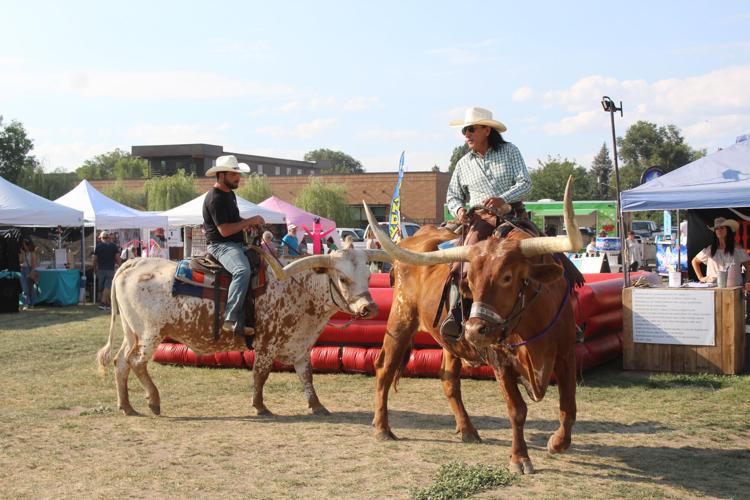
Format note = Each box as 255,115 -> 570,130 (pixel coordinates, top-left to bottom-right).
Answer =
623,286 -> 746,374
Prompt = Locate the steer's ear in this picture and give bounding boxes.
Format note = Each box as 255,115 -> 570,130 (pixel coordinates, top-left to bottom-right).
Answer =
529,263 -> 563,283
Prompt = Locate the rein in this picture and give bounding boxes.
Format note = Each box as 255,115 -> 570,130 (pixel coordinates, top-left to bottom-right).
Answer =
325,274 -> 368,329
472,272 -> 572,351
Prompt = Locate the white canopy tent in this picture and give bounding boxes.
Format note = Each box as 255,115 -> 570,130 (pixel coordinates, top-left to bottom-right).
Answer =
55,180 -> 168,228
0,175 -> 84,226
55,180 -> 169,303
162,192 -> 286,226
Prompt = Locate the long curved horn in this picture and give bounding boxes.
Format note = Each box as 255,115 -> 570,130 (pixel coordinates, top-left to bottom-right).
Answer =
256,247 -> 286,280
519,176 -> 583,257
364,249 -> 393,263
363,201 -> 471,265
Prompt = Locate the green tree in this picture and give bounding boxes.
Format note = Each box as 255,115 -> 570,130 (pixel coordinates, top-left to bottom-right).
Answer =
448,143 -> 469,173
102,179 -> 147,209
236,174 -> 273,203
529,156 -> 591,201
589,143 -> 614,200
0,116 -> 37,183
75,148 -> 147,180
304,148 -> 364,175
617,121 -> 705,190
295,178 -> 352,226
144,170 -> 196,211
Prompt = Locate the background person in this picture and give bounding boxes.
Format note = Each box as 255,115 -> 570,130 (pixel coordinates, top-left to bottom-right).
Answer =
325,236 -> 337,254
261,230 -> 277,257
691,217 -> 750,287
93,231 -> 121,310
202,155 -> 265,335
18,239 -> 38,310
626,231 -> 643,271
281,224 -> 301,256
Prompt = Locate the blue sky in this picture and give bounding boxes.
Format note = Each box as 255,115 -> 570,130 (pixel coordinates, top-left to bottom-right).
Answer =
1,1 -> 749,174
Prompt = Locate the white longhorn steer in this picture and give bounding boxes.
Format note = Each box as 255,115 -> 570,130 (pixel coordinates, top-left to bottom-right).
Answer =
97,247 -> 390,416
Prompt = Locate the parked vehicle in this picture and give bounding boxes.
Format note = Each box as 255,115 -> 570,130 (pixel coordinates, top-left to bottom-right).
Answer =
631,220 -> 659,240
337,227 -> 366,249
364,221 -> 421,240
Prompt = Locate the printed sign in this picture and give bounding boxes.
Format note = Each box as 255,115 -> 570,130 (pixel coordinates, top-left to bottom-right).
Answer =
631,289 -> 715,346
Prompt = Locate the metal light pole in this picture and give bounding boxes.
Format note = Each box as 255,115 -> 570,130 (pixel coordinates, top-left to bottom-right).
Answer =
601,96 -> 629,286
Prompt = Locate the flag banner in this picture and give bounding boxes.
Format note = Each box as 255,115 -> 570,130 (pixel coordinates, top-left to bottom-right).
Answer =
388,152 -> 405,242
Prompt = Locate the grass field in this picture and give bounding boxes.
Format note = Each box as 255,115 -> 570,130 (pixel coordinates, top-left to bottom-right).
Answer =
1,305 -> 749,499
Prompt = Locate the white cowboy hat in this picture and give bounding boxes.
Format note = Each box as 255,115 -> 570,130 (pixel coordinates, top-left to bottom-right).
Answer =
708,217 -> 739,232
205,155 -> 251,176
449,106 -> 507,133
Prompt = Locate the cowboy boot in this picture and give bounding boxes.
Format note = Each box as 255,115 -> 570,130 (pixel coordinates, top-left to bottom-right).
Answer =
440,282 -> 463,342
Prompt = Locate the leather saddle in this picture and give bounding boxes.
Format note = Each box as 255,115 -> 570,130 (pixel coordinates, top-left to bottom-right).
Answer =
183,247 -> 268,343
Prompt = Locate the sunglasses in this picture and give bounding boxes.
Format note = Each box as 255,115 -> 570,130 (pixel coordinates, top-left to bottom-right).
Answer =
462,125 -> 483,134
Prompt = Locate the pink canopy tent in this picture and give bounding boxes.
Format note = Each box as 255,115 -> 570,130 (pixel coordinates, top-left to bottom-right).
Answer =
258,196 -> 342,249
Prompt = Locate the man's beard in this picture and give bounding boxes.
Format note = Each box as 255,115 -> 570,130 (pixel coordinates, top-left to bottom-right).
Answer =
223,177 -> 239,190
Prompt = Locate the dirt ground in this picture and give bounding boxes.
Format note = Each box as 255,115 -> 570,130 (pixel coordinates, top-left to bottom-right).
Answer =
1,306 -> 749,499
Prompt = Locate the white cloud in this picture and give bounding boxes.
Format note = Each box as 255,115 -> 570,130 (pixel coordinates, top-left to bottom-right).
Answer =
255,118 -> 336,139
343,96 -> 379,111
355,128 -> 444,142
539,65 -> 750,143
33,141 -> 117,172
126,122 -> 233,145
512,86 -> 534,102
0,69 -> 299,100
426,39 -> 497,65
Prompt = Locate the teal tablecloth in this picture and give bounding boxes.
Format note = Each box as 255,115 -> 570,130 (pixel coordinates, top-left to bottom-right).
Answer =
34,269 -> 80,306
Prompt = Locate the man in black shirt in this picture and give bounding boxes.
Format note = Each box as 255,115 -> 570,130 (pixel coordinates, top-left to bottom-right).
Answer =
93,230 -> 121,310
203,155 -> 265,334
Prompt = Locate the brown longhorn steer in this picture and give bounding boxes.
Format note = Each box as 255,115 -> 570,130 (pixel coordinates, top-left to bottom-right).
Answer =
365,177 -> 582,474
96,247 -> 391,417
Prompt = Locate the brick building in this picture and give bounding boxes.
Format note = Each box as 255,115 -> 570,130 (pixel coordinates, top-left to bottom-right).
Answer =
91,153 -> 451,226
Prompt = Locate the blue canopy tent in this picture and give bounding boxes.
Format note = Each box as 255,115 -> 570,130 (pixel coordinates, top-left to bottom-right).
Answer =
620,139 -> 750,280
620,140 -> 750,211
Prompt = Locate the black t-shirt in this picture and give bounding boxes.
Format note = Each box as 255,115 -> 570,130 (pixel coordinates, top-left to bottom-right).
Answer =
94,242 -> 119,270
203,188 -> 243,244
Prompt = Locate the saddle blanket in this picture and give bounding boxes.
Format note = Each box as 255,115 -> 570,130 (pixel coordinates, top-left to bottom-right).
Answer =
171,259 -> 268,301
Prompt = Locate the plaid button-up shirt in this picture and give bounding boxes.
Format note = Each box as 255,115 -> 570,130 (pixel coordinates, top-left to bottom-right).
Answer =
446,142 -> 532,216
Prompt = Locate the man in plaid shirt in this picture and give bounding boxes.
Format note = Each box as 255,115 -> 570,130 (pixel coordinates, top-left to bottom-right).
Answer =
441,106 -> 533,341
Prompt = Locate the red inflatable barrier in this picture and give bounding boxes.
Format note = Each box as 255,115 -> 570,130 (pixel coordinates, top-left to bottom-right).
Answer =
341,346 -> 380,374
582,308 -> 623,340
404,349 -> 443,377
214,351 -> 245,369
310,346 -> 342,373
584,331 -> 622,365
368,273 -> 391,288
319,320 -> 438,347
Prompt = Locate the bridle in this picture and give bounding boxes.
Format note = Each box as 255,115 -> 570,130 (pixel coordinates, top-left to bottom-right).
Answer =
469,273 -> 572,350
470,278 -> 542,344
325,272 -> 372,329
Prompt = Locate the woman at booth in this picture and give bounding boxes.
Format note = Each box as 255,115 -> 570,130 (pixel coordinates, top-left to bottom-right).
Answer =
691,217 -> 750,287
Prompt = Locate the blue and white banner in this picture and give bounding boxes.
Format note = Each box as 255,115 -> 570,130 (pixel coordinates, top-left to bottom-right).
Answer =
388,151 -> 405,242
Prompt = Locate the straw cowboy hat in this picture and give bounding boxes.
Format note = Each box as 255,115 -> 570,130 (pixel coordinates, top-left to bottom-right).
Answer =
205,155 -> 251,176
708,217 -> 739,232
449,106 -> 507,133
99,231 -> 110,239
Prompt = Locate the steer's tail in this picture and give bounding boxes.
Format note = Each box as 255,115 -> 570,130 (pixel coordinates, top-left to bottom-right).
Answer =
96,262 -> 124,376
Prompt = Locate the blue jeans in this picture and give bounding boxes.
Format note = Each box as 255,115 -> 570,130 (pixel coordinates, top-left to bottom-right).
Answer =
20,266 -> 35,306
207,241 -> 251,324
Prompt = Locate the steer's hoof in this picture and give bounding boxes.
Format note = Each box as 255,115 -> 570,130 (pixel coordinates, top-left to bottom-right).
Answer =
120,406 -> 140,417
255,407 -> 274,417
311,406 -> 331,416
510,459 -> 535,475
547,433 -> 571,454
460,429 -> 482,443
148,403 -> 161,416
375,429 -> 398,441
